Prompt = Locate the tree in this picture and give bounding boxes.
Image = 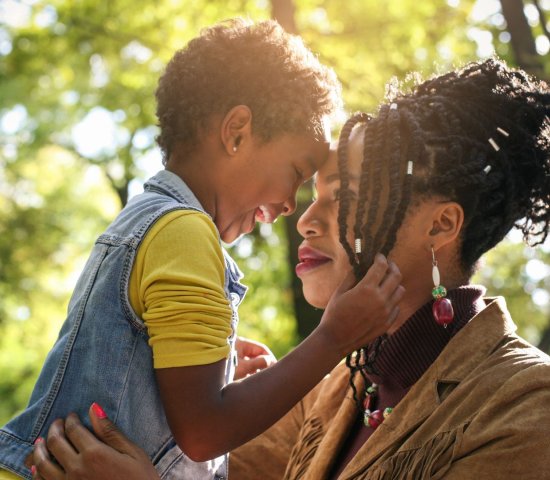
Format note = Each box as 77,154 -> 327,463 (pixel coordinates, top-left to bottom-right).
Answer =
499,0 -> 546,78
1,0 -> 549,425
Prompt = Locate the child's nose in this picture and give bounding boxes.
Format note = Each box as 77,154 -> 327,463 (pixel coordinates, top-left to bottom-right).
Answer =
282,196 -> 297,216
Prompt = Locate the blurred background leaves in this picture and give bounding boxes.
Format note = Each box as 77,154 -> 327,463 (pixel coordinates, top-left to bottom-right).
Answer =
0,0 -> 548,424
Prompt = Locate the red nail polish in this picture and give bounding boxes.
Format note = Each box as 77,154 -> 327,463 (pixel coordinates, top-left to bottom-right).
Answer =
31,465 -> 37,475
34,437 -> 43,445
91,402 -> 107,419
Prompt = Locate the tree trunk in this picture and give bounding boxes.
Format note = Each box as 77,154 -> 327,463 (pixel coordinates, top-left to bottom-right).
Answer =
537,312 -> 550,354
499,0 -> 545,77
271,0 -> 298,33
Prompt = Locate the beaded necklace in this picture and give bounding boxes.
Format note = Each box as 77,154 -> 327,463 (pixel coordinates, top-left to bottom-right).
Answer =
363,383 -> 393,429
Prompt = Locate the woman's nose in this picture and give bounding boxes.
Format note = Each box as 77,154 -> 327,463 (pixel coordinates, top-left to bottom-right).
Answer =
297,202 -> 322,238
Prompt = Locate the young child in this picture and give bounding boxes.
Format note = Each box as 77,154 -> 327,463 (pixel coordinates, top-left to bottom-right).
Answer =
0,19 -> 403,480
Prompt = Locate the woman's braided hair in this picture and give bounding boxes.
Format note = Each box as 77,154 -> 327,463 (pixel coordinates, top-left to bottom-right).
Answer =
338,58 -> 550,395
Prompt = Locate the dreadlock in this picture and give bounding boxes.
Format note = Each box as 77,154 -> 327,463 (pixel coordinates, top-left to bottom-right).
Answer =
339,58 -> 550,406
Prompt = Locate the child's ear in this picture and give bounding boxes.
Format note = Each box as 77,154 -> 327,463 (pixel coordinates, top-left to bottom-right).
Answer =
220,105 -> 253,155
428,201 -> 464,250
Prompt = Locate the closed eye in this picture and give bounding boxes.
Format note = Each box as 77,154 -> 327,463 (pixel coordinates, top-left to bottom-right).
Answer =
334,188 -> 357,202
295,167 -> 304,183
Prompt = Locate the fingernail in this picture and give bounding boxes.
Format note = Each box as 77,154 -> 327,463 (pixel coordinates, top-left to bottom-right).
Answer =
91,402 -> 107,419
33,437 -> 43,445
31,465 -> 36,475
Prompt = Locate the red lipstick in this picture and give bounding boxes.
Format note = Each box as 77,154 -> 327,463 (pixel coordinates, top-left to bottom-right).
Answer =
296,246 -> 331,277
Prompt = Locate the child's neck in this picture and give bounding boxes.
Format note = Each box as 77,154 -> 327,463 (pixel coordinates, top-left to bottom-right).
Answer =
165,147 -> 221,219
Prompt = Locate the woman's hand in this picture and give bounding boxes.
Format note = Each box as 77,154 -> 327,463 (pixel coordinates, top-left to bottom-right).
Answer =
32,403 -> 159,480
234,336 -> 277,380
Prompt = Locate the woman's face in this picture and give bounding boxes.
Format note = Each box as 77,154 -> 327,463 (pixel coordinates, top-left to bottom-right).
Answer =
296,127 -> 430,310
295,139 -> 360,309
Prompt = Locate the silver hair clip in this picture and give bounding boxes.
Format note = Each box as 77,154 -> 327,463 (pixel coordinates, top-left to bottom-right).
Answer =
390,103 -> 398,110
483,165 -> 492,174
496,127 -> 509,137
355,238 -> 362,254
488,138 -> 500,152
407,160 -> 414,175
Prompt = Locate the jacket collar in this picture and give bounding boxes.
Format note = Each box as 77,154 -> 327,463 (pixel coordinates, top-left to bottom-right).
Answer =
334,297 -> 515,479
144,169 -> 206,214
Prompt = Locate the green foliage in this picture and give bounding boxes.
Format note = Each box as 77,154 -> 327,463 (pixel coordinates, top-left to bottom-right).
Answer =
0,147 -> 119,423
228,222 -> 299,359
298,0 -> 479,112
0,0 -> 549,426
473,236 -> 550,348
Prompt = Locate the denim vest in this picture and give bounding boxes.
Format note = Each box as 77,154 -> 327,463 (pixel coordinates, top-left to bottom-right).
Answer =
0,170 -> 247,480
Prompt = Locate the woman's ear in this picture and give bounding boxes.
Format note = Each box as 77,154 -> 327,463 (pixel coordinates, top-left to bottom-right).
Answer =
220,105 -> 253,155
428,201 -> 464,250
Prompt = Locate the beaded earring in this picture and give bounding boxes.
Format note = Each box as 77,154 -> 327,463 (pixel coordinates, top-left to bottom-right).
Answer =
431,246 -> 454,327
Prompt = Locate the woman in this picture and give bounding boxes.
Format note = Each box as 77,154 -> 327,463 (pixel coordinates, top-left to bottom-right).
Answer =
33,58 -> 550,479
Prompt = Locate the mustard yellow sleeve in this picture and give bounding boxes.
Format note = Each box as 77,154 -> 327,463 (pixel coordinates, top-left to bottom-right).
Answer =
0,469 -> 21,480
129,210 -> 233,369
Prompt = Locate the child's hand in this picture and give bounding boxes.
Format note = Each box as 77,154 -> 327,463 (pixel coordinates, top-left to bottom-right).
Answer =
318,254 -> 404,358
235,336 -> 277,380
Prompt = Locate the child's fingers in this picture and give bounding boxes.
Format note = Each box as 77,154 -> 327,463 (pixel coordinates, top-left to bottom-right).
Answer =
379,262 -> 403,298
33,437 -> 65,480
360,254 -> 389,286
236,337 -> 276,360
385,306 -> 400,326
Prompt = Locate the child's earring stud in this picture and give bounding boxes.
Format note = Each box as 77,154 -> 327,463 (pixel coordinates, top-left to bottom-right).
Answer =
232,146 -> 238,153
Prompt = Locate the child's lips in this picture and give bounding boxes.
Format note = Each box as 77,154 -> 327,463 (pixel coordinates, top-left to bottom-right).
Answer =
255,205 -> 276,224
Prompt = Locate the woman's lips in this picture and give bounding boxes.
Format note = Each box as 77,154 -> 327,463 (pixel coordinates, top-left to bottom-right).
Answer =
295,246 -> 331,277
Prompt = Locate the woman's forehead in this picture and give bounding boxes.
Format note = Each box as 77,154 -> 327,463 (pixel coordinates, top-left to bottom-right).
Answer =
315,135 -> 363,183
315,147 -> 362,188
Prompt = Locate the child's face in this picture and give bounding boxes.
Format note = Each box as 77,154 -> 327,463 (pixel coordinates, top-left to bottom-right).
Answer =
216,132 -> 329,243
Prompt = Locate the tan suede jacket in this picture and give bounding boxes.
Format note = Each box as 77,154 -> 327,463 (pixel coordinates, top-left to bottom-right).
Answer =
230,298 -> 550,479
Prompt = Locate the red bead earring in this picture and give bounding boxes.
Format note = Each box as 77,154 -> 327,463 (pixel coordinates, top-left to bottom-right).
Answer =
431,246 -> 454,328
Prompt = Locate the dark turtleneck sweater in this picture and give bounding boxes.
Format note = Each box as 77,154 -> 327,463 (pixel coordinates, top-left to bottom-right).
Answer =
329,285 -> 487,479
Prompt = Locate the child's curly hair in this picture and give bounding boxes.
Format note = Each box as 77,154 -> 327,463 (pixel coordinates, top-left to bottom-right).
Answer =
155,18 -> 342,163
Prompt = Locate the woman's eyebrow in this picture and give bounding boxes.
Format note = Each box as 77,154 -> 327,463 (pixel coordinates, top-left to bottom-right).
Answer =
323,173 -> 360,184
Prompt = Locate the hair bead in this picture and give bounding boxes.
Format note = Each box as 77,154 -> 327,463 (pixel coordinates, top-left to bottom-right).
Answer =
488,138 -> 500,151
496,127 -> 509,137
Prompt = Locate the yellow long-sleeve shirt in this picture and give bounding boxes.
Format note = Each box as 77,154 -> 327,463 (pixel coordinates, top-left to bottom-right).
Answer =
129,209 -> 232,368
